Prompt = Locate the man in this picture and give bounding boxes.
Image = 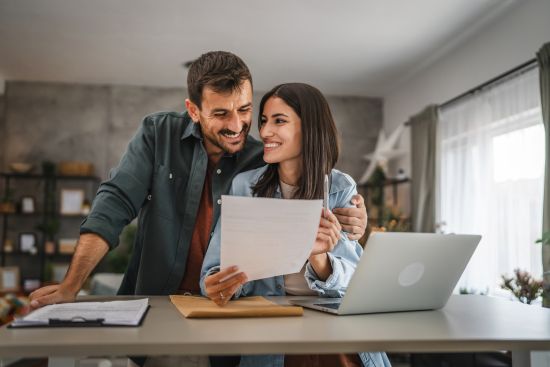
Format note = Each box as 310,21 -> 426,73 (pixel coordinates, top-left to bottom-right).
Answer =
29,51 -> 367,364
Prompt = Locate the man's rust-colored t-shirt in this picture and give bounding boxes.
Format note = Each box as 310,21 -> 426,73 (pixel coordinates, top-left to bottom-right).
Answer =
179,162 -> 214,294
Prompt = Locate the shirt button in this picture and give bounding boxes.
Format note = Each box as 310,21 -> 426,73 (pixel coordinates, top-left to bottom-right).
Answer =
216,169 -> 222,175
217,199 -> 222,205
210,232 -> 214,237
276,284 -> 282,290
147,194 -> 152,201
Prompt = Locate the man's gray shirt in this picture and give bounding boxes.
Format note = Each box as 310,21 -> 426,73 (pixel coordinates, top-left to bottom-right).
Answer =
80,111 -> 264,295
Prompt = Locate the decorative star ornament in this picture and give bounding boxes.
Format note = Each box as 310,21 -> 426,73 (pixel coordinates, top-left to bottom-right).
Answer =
358,122 -> 408,185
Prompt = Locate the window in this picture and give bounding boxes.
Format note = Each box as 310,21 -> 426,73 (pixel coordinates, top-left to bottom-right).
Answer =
437,67 -> 545,296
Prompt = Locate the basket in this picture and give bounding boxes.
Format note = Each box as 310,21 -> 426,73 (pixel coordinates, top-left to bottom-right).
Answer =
58,161 -> 95,176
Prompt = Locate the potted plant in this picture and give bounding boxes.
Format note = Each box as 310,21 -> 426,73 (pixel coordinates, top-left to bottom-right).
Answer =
500,232 -> 550,305
500,269 -> 544,304
104,223 -> 136,273
0,189 -> 16,214
379,206 -> 410,232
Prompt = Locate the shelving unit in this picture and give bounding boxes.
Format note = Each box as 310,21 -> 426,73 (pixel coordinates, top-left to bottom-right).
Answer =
0,172 -> 100,290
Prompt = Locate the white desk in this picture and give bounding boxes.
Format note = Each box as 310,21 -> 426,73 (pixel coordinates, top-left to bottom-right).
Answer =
1,295 -> 549,366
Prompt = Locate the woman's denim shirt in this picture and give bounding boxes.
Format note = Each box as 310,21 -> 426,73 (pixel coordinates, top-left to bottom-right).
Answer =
200,165 -> 391,367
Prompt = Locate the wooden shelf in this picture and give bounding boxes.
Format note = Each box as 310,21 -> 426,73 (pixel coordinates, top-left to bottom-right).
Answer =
1,172 -> 100,182
0,251 -> 40,256
1,172 -> 100,284
357,177 -> 410,188
0,212 -> 44,217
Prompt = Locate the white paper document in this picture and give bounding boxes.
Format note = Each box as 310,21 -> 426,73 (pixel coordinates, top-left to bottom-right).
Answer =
11,298 -> 149,327
221,195 -> 322,281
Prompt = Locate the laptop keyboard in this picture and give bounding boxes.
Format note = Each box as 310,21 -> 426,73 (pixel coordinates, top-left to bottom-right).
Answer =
314,302 -> 341,310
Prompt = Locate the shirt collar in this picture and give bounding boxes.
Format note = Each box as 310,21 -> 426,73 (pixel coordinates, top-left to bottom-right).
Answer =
180,112 -> 238,160
180,117 -> 202,141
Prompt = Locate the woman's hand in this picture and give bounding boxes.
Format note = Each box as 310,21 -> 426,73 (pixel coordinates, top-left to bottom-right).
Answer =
204,266 -> 248,307
308,209 -> 341,280
310,209 -> 342,256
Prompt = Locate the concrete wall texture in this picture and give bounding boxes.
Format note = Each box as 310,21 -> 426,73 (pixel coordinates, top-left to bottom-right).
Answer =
1,81 -> 382,182
0,94 -> 5,169
328,95 -> 382,180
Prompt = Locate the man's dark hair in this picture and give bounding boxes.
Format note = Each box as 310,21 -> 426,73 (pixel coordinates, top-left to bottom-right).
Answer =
187,51 -> 252,109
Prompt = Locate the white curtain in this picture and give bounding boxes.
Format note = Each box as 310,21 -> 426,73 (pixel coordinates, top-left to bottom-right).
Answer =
437,67 -> 545,296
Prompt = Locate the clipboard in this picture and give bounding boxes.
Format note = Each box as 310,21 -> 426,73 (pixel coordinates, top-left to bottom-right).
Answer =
8,299 -> 150,328
8,305 -> 150,328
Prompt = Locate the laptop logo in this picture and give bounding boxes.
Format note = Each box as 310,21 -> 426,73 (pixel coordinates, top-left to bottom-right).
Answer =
398,262 -> 425,287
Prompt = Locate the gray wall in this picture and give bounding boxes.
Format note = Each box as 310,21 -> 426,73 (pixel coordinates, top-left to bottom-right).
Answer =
0,93 -> 5,170
328,96 -> 382,180
3,82 -> 186,178
2,81 -> 381,182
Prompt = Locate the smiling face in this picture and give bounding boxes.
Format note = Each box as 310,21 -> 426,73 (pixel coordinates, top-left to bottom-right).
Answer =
260,96 -> 303,175
186,80 -> 253,158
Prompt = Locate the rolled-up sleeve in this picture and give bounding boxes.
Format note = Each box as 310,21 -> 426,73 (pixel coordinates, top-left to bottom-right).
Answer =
80,117 -> 155,249
304,179 -> 363,298
305,238 -> 362,297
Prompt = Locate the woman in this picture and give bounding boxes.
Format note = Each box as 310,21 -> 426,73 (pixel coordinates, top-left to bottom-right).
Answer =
200,83 -> 391,367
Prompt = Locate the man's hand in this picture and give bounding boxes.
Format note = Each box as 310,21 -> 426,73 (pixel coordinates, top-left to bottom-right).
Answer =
29,283 -> 78,310
332,194 -> 368,240
204,266 -> 248,307
28,233 -> 109,311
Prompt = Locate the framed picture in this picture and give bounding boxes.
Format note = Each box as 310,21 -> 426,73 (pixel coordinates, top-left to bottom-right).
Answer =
44,240 -> 56,255
0,267 -> 20,293
20,196 -> 35,214
58,238 -> 78,254
19,233 -> 37,254
60,189 -> 84,215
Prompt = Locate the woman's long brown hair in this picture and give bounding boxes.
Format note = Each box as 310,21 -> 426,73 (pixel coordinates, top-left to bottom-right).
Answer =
252,83 -> 340,199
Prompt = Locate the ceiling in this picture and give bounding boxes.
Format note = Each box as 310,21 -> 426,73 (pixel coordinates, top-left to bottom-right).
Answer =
0,0 -> 516,96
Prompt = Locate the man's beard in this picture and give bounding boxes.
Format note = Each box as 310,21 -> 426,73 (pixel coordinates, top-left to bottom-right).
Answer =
208,122 -> 251,153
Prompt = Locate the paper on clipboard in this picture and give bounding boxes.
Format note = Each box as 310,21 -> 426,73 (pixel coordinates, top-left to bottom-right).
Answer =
220,195 -> 322,282
10,298 -> 149,327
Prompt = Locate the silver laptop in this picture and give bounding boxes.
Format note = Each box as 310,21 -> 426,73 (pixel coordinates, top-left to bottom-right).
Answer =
289,232 -> 481,315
